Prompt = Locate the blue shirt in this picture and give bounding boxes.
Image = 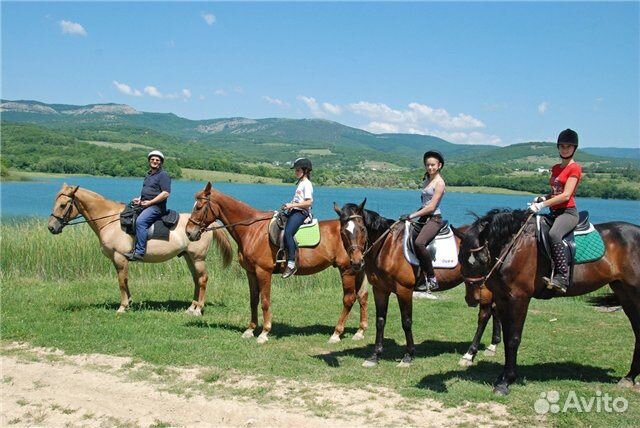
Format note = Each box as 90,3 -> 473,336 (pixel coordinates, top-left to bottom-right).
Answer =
140,169 -> 171,212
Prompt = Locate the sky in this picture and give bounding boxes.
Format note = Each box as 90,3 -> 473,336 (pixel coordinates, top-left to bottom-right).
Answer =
2,1 -> 639,148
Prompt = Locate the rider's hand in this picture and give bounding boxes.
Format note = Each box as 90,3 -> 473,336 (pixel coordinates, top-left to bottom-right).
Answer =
132,197 -> 141,205
528,202 -> 544,213
399,214 -> 411,221
532,196 -> 546,204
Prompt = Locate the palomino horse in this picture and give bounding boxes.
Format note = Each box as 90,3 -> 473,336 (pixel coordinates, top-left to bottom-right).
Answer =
334,200 -> 501,367
185,182 -> 368,344
457,208 -> 640,395
47,184 -> 233,314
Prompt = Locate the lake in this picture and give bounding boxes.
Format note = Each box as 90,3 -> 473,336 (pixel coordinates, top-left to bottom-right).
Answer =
1,176 -> 639,225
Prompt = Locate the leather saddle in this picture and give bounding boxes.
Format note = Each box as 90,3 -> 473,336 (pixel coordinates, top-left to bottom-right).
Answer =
120,204 -> 180,241
403,220 -> 458,268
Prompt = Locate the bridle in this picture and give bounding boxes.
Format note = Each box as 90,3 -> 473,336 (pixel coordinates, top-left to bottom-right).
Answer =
341,214 -> 369,257
188,194 -> 275,234
462,212 -> 534,287
50,189 -> 120,229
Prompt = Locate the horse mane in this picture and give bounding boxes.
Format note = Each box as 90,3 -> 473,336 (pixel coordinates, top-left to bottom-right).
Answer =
362,208 -> 395,234
473,208 -> 531,252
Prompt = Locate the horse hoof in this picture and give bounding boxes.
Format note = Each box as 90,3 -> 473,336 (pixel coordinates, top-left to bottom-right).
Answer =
493,384 -> 510,396
352,331 -> 365,341
241,330 -> 254,339
362,359 -> 377,368
483,349 -> 496,357
328,334 -> 341,344
257,334 -> 269,344
618,378 -> 635,389
117,306 -> 127,314
458,357 -> 474,367
397,355 -> 412,368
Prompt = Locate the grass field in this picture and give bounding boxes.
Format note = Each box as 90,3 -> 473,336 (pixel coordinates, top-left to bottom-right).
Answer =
180,168 -> 284,184
1,220 -> 638,426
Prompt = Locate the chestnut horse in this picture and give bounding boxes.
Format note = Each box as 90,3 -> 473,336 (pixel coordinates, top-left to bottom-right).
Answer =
48,184 -> 233,314
334,200 -> 500,367
185,182 -> 368,344
457,208 -> 640,395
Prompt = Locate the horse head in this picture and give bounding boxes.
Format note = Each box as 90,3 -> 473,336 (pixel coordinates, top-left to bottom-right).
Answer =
186,182 -> 219,241
333,198 -> 368,272
48,184 -> 81,234
458,215 -> 493,287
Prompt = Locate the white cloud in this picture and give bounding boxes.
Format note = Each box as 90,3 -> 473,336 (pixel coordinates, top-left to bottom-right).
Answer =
214,89 -> 227,96
144,86 -> 163,98
538,101 -> 549,114
202,13 -> 216,26
182,89 -> 192,99
322,102 -> 342,115
113,81 -> 142,96
263,96 -> 289,107
59,20 -> 87,36
362,122 -> 399,134
298,96 -> 343,117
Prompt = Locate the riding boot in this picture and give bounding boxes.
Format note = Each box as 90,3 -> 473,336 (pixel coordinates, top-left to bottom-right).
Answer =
546,242 -> 569,293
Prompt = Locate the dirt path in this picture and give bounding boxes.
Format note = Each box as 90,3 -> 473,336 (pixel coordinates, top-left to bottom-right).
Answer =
1,342 -> 513,427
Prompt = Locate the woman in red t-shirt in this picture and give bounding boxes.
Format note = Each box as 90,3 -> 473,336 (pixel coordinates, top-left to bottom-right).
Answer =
527,129 -> 582,292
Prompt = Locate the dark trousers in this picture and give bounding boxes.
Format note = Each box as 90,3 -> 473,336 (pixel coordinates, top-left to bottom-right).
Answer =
134,205 -> 164,255
549,207 -> 579,244
283,210 -> 308,263
414,216 -> 443,278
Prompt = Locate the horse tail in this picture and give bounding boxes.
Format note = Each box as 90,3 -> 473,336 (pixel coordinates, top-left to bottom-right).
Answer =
211,228 -> 234,267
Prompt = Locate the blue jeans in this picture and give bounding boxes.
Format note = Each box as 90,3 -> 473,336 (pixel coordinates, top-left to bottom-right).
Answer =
134,205 -> 164,255
283,210 -> 308,263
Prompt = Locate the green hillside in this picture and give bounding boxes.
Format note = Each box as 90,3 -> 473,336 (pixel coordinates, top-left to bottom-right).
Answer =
1,99 -> 638,199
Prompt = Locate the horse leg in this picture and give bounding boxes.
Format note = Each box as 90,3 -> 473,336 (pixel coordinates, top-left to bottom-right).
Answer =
363,287 -> 390,367
493,296 -> 531,396
242,272 -> 260,339
111,257 -> 131,313
255,268 -> 273,344
486,303 -> 502,356
459,302 -> 493,367
354,272 -> 369,341
397,287 -> 415,367
328,270 -> 361,343
610,281 -> 640,388
184,255 -> 208,316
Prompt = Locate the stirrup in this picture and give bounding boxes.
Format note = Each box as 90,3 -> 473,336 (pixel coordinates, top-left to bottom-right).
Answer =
275,248 -> 287,263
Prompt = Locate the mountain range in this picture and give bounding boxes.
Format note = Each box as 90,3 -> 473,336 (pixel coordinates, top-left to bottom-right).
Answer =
1,99 -> 638,169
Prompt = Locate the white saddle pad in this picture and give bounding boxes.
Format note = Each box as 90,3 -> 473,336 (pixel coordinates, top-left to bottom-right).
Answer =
402,221 -> 458,269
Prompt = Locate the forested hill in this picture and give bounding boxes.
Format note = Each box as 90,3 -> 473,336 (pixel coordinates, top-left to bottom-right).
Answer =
1,99 -> 639,199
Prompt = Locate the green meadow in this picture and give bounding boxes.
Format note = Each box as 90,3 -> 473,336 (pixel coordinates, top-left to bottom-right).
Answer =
1,220 -> 638,426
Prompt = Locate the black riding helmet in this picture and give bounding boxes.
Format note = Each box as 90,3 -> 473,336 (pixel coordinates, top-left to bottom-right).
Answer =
557,129 -> 579,147
423,150 -> 445,168
291,157 -> 313,171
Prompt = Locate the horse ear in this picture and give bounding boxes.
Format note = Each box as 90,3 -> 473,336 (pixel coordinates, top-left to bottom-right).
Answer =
451,225 -> 465,240
358,198 -> 367,213
333,202 -> 342,216
71,185 -> 80,195
204,182 -> 212,195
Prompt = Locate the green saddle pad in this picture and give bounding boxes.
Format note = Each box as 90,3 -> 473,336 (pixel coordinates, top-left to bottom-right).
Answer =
574,229 -> 605,264
295,220 -> 320,247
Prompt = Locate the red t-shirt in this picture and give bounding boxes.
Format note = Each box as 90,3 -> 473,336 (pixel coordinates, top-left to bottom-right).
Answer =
549,162 -> 582,209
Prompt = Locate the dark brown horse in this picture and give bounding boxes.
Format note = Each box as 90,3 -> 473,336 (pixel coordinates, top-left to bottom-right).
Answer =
334,200 -> 501,367
457,208 -> 640,395
185,182 -> 368,344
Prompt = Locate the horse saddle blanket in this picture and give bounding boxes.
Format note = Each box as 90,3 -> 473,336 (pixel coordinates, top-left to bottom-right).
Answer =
268,211 -> 320,248
536,211 -> 605,265
402,220 -> 458,269
120,205 -> 180,241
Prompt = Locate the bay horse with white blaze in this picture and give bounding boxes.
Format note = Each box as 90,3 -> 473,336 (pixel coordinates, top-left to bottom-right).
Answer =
457,208 -> 640,395
334,200 -> 501,367
185,182 -> 368,344
48,184 -> 233,314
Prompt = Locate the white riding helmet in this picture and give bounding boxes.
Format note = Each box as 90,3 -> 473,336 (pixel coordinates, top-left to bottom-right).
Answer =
147,150 -> 165,162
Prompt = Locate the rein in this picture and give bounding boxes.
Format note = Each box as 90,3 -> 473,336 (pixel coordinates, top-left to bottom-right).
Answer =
51,190 -> 120,229
465,212 -> 534,286
189,195 -> 274,232
361,220 -> 402,258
